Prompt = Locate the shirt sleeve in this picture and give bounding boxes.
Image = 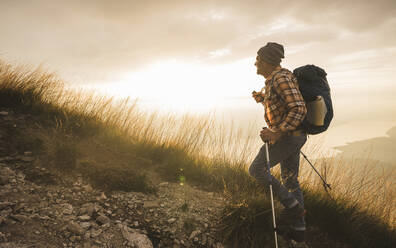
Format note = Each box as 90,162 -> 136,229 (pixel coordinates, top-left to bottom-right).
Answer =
272,73 -> 307,132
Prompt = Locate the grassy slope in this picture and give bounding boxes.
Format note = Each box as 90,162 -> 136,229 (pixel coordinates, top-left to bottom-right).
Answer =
0,59 -> 395,248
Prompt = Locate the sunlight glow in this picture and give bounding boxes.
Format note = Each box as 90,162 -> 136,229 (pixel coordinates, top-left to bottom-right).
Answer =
89,58 -> 261,113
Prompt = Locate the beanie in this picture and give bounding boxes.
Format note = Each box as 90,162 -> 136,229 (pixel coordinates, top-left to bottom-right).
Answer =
257,42 -> 285,65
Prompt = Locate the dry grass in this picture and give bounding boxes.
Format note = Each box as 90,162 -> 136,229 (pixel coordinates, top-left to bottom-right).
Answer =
0,59 -> 395,247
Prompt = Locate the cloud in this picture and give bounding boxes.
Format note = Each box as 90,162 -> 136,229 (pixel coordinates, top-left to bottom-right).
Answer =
1,0 -> 395,83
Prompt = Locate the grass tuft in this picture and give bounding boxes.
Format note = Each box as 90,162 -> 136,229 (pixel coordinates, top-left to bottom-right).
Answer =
219,197 -> 273,248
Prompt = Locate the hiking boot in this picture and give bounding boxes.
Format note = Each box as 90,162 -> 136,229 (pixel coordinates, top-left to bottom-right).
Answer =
277,226 -> 306,243
289,240 -> 309,248
288,228 -> 306,242
289,239 -> 309,248
278,203 -> 306,226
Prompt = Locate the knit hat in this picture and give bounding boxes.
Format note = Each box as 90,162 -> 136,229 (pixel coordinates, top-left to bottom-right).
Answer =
257,42 -> 285,65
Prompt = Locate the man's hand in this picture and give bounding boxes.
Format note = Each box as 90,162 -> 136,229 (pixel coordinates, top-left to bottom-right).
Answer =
252,91 -> 264,103
260,127 -> 284,143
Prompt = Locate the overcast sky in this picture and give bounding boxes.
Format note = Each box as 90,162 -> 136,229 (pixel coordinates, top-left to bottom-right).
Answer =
1,0 -> 395,80
1,0 -> 396,151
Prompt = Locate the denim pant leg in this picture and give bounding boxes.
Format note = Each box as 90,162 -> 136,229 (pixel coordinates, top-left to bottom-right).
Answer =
280,145 -> 306,229
248,135 -> 307,209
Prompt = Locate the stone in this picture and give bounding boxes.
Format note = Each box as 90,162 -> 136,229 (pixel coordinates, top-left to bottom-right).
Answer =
68,221 -> 85,235
23,151 -> 33,156
0,111 -> 8,116
62,204 -> 74,215
21,157 -> 34,162
78,215 -> 91,221
82,184 -> 93,193
215,242 -> 225,248
0,202 -> 14,210
189,230 -> 201,240
119,224 -> 153,248
0,167 -> 15,178
96,215 -> 110,225
143,200 -> 159,208
0,175 -> 8,185
97,192 -> 107,201
0,216 -> 5,225
10,214 -> 30,223
90,229 -> 102,238
81,203 -> 95,216
167,218 -> 176,224
158,182 -> 169,187
83,242 -> 91,248
80,222 -> 92,229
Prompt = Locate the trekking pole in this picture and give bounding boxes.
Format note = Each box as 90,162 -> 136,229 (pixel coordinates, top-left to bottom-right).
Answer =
300,151 -> 331,192
264,141 -> 278,248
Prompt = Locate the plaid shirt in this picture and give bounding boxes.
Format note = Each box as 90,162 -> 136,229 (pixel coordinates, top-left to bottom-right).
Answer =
260,67 -> 307,132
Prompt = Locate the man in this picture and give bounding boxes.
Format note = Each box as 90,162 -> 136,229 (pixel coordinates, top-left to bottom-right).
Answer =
249,42 -> 308,246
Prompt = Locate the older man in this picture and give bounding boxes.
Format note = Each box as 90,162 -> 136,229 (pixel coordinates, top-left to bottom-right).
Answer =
249,42 -> 308,245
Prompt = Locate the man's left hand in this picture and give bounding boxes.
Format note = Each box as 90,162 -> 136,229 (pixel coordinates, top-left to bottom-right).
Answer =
260,127 -> 283,143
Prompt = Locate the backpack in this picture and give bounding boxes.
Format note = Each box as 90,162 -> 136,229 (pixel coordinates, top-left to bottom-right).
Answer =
293,65 -> 333,135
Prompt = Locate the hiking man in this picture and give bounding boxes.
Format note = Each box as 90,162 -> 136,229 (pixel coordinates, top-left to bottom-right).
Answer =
249,42 -> 308,245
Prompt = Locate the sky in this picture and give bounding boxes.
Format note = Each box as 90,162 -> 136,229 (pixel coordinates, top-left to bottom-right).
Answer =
1,0 -> 396,159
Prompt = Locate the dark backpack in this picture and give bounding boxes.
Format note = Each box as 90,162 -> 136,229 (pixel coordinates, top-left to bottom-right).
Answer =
293,65 -> 333,135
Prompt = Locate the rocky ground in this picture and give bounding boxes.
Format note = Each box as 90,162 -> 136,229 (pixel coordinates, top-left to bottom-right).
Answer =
0,109 -> 228,248
0,109 -> 354,248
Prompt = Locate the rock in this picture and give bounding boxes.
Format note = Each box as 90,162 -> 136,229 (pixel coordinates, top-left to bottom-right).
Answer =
62,203 -> 74,215
0,243 -> 30,248
189,230 -> 201,240
0,175 -> 8,185
0,216 -> 5,225
68,221 -> 85,235
0,167 -> 15,178
0,202 -> 14,210
119,224 -> 153,248
0,111 -> 8,116
81,203 -> 95,216
97,192 -> 107,201
83,242 -> 91,248
90,229 -> 102,238
158,182 -> 169,187
167,218 -> 177,224
80,222 -> 92,229
215,242 -> 225,248
10,214 -> 30,223
143,200 -> 159,208
96,215 -> 110,225
23,151 -> 33,156
79,215 -> 91,221
21,157 -> 34,162
82,184 -> 93,193
0,157 -> 13,163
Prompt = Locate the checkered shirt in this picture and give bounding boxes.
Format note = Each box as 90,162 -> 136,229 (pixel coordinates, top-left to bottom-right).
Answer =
260,67 -> 307,132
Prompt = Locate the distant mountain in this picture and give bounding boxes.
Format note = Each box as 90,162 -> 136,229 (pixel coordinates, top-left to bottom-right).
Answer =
334,126 -> 396,165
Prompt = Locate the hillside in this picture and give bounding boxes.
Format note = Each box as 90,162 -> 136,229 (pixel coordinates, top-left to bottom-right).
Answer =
0,60 -> 395,248
0,108 -> 229,247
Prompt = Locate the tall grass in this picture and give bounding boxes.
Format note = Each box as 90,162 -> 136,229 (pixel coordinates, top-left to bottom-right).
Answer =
0,59 -> 394,247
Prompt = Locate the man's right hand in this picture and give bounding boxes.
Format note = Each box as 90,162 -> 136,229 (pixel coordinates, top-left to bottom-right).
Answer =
252,91 -> 264,103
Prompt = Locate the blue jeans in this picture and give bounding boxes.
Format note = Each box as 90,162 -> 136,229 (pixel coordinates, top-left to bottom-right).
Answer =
249,134 -> 307,230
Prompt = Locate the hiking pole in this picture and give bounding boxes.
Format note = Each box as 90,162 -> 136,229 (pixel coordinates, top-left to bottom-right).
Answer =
300,151 -> 331,192
264,141 -> 279,248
